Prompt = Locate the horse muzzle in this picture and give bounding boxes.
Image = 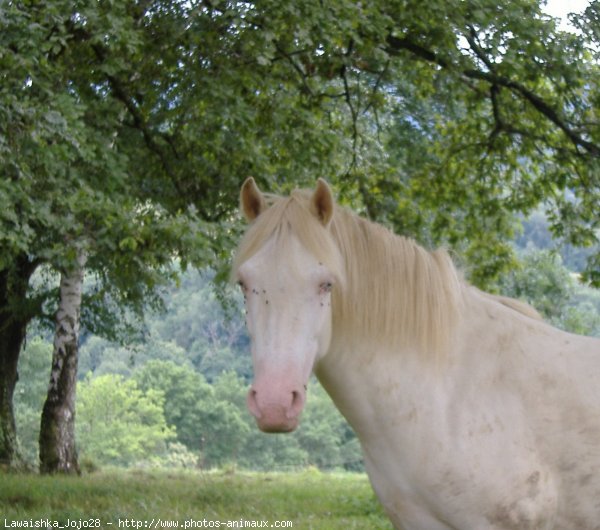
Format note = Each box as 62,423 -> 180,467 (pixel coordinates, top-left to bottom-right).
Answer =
246,384 -> 306,433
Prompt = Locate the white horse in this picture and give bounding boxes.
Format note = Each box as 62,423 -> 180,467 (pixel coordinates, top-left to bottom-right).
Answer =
232,178 -> 600,530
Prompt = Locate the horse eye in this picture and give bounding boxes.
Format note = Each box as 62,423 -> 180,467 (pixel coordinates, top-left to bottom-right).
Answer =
237,280 -> 247,292
319,281 -> 333,294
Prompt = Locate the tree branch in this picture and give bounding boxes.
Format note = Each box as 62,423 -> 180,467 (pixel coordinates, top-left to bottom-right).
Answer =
341,40 -> 359,175
90,44 -> 181,184
385,34 -> 600,158
273,44 -> 315,96
464,26 -> 495,72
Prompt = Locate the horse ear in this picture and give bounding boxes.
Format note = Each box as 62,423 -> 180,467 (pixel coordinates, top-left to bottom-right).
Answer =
240,177 -> 266,221
311,178 -> 335,226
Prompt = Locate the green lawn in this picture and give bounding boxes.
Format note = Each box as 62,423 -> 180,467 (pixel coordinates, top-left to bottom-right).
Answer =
0,468 -> 392,529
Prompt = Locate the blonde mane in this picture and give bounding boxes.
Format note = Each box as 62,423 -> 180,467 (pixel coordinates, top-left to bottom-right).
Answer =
233,189 -> 466,356
328,207 -> 464,355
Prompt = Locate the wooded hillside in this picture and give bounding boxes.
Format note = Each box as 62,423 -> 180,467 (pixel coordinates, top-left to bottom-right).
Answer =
16,237 -> 600,470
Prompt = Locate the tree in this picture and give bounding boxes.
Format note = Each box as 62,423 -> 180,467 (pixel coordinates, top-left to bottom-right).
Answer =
500,250 -> 574,320
76,374 -> 174,467
13,339 -> 53,466
134,361 -> 249,467
0,0 -> 211,465
499,249 -> 600,335
39,249 -> 86,474
212,0 -> 599,285
1,0 -> 357,465
334,0 -> 600,286
0,259 -> 35,468
79,335 -> 190,379
515,208 -> 600,272
294,383 -> 349,469
148,269 -> 251,380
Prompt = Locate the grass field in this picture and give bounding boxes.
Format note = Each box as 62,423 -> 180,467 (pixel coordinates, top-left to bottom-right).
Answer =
0,468 -> 392,529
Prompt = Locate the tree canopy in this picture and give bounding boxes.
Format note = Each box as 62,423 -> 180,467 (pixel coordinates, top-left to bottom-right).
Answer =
3,0 -> 599,287
2,0 -> 598,316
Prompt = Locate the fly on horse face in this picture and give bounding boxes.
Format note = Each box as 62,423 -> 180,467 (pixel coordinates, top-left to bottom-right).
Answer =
232,178 -> 600,530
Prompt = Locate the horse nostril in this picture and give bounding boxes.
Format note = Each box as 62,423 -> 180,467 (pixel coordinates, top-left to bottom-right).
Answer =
291,390 -> 300,405
247,388 -> 261,419
288,389 -> 305,418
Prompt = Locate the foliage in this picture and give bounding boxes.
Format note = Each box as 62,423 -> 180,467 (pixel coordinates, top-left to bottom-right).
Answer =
379,0 -> 600,285
79,334 -> 190,379
134,361 -> 249,467
295,384 -> 359,470
147,270 -> 251,381
500,250 -> 575,320
499,249 -> 600,336
14,340 -> 52,414
133,359 -> 359,470
515,209 -> 600,273
13,339 -> 53,465
2,0 -> 599,333
76,374 -> 175,467
0,0 -> 213,327
77,269 -> 252,380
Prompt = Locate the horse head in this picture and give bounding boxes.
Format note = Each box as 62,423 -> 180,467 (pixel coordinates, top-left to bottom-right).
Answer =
233,178 -> 341,432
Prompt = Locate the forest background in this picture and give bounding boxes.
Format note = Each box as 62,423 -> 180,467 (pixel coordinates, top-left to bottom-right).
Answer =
1,0 -> 599,473
15,231 -> 600,472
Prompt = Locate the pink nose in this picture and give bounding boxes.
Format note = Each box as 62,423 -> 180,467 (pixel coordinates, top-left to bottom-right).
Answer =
247,386 -> 306,433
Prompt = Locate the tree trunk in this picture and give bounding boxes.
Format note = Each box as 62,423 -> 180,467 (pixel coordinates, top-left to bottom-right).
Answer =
0,318 -> 27,469
0,258 -> 38,469
39,251 -> 86,474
